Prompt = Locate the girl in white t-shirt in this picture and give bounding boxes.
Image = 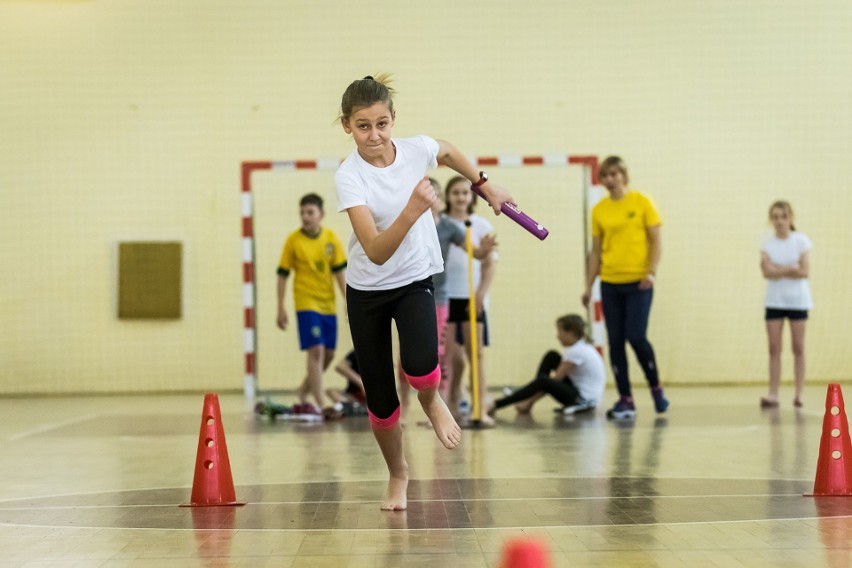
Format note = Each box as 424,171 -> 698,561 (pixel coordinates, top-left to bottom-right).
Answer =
335,74 -> 516,511
490,314 -> 606,416
442,176 -> 498,427
760,200 -> 812,408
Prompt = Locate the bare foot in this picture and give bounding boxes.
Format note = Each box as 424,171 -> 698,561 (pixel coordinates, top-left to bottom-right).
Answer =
419,391 -> 461,449
515,401 -> 533,414
381,474 -> 408,511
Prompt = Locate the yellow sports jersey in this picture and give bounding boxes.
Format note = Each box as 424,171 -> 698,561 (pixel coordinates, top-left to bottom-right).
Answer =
591,190 -> 661,284
277,227 -> 347,314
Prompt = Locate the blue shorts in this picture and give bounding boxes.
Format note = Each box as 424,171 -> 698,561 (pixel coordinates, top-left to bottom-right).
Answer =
765,308 -> 808,321
296,311 -> 338,350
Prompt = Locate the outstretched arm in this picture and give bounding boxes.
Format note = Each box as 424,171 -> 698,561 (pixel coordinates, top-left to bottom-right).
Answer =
436,139 -> 515,215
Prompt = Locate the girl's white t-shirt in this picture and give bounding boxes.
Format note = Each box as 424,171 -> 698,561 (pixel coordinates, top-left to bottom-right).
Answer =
563,339 -> 606,404
761,232 -> 813,310
444,214 -> 494,299
335,135 -> 443,291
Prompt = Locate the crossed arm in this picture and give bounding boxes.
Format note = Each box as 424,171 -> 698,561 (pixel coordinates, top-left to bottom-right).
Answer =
761,251 -> 809,279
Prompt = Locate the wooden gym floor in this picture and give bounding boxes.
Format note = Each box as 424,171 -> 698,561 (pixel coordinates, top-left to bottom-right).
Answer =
1,385 -> 850,567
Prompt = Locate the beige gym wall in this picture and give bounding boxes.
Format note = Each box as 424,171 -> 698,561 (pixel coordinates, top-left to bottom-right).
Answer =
1,0 -> 850,394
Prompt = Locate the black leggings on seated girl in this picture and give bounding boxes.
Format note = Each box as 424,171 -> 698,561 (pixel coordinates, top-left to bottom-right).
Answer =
494,350 -> 582,409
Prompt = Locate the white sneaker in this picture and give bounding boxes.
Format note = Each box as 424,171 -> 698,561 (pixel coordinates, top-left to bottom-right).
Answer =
563,399 -> 596,415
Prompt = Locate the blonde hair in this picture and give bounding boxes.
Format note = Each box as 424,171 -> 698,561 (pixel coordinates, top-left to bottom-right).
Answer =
338,73 -> 395,122
769,200 -> 796,231
598,155 -> 629,185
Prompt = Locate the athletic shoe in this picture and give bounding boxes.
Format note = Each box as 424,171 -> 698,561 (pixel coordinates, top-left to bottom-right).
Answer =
293,403 -> 321,415
563,398 -> 596,415
502,386 -> 514,397
651,388 -> 670,413
290,403 -> 323,422
302,404 -> 322,416
458,400 -> 471,418
606,398 -> 636,420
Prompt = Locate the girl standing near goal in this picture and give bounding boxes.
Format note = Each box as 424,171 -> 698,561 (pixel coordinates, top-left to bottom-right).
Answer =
443,176 -> 498,426
760,200 -> 811,408
335,74 -> 515,510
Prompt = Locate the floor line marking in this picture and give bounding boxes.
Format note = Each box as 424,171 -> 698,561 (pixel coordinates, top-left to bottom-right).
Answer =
0,492 -> 823,510
8,412 -> 102,442
1,514 -> 850,533
0,476 -> 814,504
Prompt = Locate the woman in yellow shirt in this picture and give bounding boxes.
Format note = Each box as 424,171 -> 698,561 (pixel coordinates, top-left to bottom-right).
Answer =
582,156 -> 668,420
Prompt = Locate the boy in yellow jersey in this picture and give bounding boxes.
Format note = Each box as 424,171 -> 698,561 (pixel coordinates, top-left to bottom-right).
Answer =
277,193 -> 347,414
582,156 -> 668,420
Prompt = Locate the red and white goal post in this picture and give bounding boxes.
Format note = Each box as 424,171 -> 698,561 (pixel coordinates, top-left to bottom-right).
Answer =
239,154 -> 605,398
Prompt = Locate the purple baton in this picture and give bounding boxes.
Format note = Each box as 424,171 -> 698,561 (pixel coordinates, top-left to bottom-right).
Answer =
470,171 -> 549,241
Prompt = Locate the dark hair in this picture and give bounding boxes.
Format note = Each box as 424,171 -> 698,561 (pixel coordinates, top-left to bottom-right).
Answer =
769,200 -> 796,231
556,314 -> 589,341
299,193 -> 323,211
443,175 -> 477,215
598,155 -> 629,185
339,73 -> 395,121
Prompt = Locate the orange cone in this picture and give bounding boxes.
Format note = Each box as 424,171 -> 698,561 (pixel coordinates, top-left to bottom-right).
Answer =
806,384 -> 852,496
500,538 -> 551,568
181,393 -> 245,507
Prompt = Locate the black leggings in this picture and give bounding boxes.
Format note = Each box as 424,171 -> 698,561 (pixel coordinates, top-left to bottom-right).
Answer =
346,278 -> 438,419
494,350 -> 581,409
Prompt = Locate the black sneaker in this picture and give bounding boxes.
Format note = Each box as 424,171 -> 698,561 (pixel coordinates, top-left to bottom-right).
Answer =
563,399 -> 596,415
652,388 -> 669,413
606,398 -> 636,420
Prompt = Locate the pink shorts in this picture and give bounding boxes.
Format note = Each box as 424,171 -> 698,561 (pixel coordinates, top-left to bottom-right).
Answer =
436,303 -> 449,358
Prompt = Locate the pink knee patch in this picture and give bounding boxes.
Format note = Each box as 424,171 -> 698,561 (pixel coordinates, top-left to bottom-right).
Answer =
368,406 -> 401,430
405,365 -> 440,391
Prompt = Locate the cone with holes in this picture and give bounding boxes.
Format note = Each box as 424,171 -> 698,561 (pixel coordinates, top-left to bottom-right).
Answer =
181,393 -> 245,506
500,538 -> 551,568
806,384 -> 852,496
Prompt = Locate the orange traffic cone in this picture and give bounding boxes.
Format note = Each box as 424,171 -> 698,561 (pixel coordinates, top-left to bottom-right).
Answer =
500,538 -> 551,568
806,384 -> 852,496
181,393 -> 245,507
